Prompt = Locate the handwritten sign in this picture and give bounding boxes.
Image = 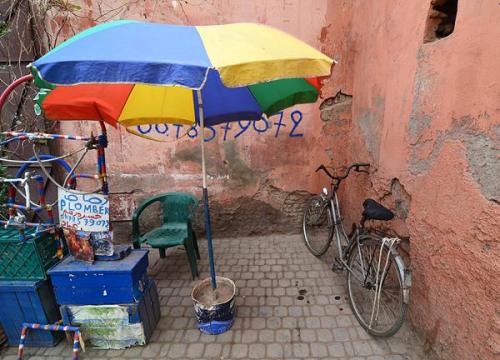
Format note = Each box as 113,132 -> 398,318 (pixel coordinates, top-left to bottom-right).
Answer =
58,188 -> 110,232
134,110 -> 304,142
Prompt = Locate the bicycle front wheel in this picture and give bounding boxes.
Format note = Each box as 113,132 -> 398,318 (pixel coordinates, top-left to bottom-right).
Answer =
302,195 -> 333,256
347,237 -> 407,337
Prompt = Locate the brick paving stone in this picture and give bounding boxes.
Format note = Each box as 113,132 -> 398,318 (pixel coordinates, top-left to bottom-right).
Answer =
320,315 -> 338,328
248,343 -> 266,359
259,306 -> 273,317
299,328 -> 316,342
387,337 -> 409,353
275,329 -> 291,343
203,343 -> 222,358
289,306 -> 303,316
186,343 -> 204,358
241,329 -> 258,343
292,343 -> 310,358
353,340 -> 374,356
159,344 -> 170,357
250,317 -> 266,330
231,344 -> 248,358
305,316 -> 322,328
0,234 -> 427,360
122,347 -> 143,358
167,343 -> 187,358
258,329 -> 275,343
280,296 -> 294,306
370,339 -> 391,355
317,328 -> 334,342
106,349 -> 124,358
267,317 -> 281,329
282,316 -> 298,328
344,341 -> 356,356
274,306 -> 287,317
310,305 -> 326,316
337,314 -> 353,327
328,342 -> 347,357
181,329 -> 201,343
311,342 -> 329,357
215,330 -> 233,343
333,327 -> 351,341
266,343 -> 283,358
141,343 -> 161,357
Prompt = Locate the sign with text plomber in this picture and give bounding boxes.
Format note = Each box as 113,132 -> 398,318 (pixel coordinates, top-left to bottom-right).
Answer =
58,188 -> 109,232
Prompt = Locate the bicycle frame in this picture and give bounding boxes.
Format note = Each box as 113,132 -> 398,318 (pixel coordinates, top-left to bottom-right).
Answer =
325,188 -> 368,284
0,125 -> 109,241
328,190 -> 349,256
326,188 -> 410,304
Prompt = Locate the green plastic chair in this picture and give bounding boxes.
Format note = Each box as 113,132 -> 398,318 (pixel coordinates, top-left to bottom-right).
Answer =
132,192 -> 200,279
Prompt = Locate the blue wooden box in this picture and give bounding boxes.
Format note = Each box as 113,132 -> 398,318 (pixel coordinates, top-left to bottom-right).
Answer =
48,249 -> 149,305
59,279 -> 160,349
0,280 -> 62,347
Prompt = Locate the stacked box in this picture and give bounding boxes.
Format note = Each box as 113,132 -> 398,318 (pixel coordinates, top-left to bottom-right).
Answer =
59,280 -> 160,349
0,227 -> 64,347
48,249 -> 159,349
48,249 -> 149,305
0,227 -> 63,281
0,280 -> 62,347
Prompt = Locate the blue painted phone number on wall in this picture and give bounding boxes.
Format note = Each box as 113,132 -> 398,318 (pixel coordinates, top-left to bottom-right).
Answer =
135,110 -> 305,141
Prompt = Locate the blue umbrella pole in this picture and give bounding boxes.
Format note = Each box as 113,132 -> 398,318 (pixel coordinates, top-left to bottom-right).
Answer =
202,187 -> 217,289
198,89 -> 217,289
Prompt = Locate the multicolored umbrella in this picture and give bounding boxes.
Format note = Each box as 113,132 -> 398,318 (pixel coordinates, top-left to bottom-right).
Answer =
31,20 -> 334,289
31,20 -> 332,88
36,70 -> 322,139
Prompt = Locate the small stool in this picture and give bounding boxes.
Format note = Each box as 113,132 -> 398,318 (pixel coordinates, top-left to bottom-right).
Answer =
17,322 -> 81,360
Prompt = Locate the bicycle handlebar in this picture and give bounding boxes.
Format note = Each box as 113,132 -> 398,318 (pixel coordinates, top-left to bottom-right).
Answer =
316,163 -> 370,182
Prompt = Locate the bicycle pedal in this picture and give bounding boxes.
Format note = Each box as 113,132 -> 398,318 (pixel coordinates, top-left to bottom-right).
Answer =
332,258 -> 343,272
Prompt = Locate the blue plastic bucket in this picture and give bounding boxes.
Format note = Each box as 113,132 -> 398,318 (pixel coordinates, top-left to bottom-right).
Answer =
192,277 -> 236,335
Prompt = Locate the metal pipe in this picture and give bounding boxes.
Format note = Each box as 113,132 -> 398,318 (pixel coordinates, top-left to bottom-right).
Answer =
0,75 -> 33,119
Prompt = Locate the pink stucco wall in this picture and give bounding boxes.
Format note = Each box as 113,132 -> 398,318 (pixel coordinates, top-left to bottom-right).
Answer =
320,1 -> 499,359
52,0 -> 340,236
45,1 -> 498,359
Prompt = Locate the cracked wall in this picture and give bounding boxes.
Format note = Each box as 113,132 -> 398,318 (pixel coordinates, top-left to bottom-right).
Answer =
318,1 -> 500,359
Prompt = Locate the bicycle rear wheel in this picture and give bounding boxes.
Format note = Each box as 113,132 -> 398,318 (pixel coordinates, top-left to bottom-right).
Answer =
302,195 -> 333,256
346,236 -> 407,337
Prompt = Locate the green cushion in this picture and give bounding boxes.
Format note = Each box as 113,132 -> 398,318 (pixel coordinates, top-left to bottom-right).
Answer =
140,222 -> 188,248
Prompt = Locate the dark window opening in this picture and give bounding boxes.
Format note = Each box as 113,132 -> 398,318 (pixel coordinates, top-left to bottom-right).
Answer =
423,0 -> 458,43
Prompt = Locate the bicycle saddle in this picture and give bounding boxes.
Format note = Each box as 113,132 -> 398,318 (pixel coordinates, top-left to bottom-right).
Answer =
362,199 -> 394,221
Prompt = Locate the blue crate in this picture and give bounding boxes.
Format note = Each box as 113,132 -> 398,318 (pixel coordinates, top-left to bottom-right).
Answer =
0,280 -> 62,347
48,250 -> 149,305
59,279 -> 160,348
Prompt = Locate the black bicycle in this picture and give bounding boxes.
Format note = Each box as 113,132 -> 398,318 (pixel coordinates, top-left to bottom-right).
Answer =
302,163 -> 411,337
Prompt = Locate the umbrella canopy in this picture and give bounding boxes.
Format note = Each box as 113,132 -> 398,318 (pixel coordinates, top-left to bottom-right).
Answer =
36,70 -> 321,133
31,20 -> 334,290
31,21 -> 332,89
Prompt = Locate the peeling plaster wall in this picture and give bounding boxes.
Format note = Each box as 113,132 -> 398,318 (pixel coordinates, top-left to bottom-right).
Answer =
319,1 -> 500,359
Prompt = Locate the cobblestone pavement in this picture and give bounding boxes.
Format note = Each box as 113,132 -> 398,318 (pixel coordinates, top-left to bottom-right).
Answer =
1,234 -> 427,359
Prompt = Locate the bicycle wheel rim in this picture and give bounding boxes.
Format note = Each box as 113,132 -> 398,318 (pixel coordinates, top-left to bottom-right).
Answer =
347,238 -> 406,337
302,196 -> 333,256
